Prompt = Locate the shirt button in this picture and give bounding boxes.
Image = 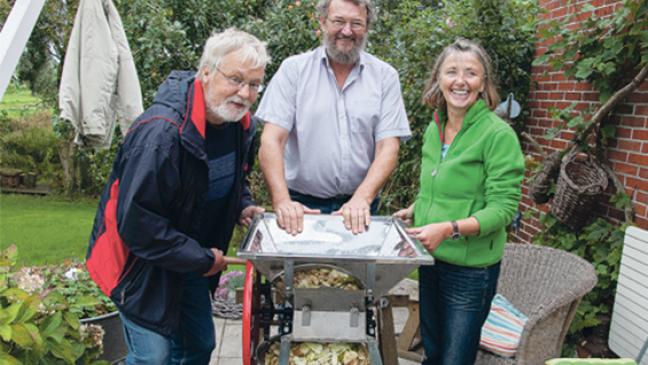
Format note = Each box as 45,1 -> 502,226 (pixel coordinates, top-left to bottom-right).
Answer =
430,169 -> 438,177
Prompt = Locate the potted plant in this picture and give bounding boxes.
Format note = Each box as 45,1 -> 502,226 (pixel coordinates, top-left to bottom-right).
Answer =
211,271 -> 245,320
0,245 -> 108,364
215,270 -> 245,304
0,245 -> 126,364
41,260 -> 127,364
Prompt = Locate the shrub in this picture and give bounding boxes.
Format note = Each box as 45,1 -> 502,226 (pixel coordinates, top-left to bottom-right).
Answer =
0,113 -> 61,185
35,261 -> 116,319
371,0 -> 539,211
13,1 -> 539,202
75,133 -> 121,197
0,110 -> 13,135
246,0 -> 538,212
119,0 -> 275,105
245,0 -> 320,78
0,245 -> 109,365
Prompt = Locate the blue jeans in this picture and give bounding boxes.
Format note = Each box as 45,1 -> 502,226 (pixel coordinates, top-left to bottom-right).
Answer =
120,273 -> 215,365
419,260 -> 500,365
289,189 -> 379,214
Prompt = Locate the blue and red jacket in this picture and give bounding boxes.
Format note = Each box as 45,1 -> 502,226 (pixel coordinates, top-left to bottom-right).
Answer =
86,71 -> 257,335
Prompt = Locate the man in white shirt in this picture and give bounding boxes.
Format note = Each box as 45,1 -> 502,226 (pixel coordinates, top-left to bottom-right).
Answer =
257,0 -> 411,235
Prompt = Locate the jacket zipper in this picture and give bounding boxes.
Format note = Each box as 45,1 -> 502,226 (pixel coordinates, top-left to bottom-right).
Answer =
444,122 -> 467,159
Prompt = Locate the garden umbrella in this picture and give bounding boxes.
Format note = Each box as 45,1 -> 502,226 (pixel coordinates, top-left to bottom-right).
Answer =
58,0 -> 142,149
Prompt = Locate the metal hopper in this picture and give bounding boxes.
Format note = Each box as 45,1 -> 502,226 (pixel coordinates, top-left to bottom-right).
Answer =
238,213 -> 434,365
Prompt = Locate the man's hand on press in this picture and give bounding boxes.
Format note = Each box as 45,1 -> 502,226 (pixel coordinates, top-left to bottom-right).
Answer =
273,199 -> 320,236
239,205 -> 265,227
203,248 -> 227,277
334,197 -> 371,234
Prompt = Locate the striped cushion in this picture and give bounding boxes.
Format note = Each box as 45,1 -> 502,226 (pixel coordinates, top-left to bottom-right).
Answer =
480,294 -> 528,357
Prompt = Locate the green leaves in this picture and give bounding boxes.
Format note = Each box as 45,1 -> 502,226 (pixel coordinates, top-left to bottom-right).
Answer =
0,246 -> 106,364
40,312 -> 63,339
63,312 -> 79,331
575,58 -> 595,79
10,324 -> 33,348
0,324 -> 11,342
69,296 -> 101,311
610,191 -> 632,210
0,303 -> 22,324
366,0 -> 539,209
49,336 -> 78,364
532,0 -> 647,150
0,352 -> 21,365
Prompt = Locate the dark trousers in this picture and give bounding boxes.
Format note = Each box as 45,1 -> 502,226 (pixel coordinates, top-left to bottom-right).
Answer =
120,273 -> 215,365
289,189 -> 379,214
419,260 -> 500,365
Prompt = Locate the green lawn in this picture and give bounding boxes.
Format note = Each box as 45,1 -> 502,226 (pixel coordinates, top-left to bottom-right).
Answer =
0,194 -> 97,266
0,193 -> 246,269
0,83 -> 46,119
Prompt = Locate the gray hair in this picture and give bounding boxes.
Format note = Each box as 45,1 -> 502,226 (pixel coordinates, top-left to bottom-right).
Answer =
422,38 -> 499,110
316,0 -> 376,26
197,28 -> 270,78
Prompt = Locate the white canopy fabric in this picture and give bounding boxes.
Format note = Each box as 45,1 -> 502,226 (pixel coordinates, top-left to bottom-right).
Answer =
58,0 -> 143,149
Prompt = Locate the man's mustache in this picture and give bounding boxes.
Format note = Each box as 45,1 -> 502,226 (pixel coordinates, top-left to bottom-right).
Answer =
336,34 -> 356,41
227,96 -> 252,108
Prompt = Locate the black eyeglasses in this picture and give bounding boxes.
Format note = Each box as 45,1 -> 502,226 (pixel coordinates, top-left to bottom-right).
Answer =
327,17 -> 366,31
216,67 -> 264,93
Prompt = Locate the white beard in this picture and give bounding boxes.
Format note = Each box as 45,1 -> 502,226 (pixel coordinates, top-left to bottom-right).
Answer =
208,96 -> 251,123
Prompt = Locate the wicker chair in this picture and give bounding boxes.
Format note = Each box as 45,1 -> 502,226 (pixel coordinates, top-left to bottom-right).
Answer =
475,243 -> 598,365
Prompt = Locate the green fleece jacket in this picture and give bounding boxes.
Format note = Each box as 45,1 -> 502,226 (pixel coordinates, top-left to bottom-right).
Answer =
413,100 -> 524,267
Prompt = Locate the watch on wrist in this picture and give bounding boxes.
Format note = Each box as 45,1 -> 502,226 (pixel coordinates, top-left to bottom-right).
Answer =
450,220 -> 461,240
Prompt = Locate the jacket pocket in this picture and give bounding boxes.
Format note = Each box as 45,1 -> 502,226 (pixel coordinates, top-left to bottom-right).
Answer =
464,229 -> 506,267
116,260 -> 143,305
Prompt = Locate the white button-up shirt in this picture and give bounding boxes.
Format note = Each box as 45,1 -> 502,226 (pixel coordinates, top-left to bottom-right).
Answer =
256,47 -> 411,198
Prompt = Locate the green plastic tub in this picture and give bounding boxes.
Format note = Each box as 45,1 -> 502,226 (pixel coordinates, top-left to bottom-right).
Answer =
546,359 -> 637,365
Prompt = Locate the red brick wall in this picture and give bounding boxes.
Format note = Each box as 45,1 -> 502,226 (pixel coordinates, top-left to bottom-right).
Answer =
509,0 -> 648,243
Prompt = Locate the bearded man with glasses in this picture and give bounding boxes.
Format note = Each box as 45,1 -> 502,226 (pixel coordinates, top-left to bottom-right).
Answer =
257,0 -> 411,236
86,28 -> 269,364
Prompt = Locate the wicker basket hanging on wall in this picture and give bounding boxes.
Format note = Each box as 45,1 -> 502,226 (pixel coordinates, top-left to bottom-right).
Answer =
551,150 -> 608,231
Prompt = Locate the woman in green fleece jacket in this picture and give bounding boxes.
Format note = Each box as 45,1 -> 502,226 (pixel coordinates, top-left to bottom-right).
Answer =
394,39 -> 525,365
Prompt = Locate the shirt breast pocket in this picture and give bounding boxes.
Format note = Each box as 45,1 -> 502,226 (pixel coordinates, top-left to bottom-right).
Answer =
349,99 -> 379,134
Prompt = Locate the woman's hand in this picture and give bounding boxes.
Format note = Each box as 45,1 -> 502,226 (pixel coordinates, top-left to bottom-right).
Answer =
239,205 -> 266,227
393,204 -> 414,226
406,222 -> 452,253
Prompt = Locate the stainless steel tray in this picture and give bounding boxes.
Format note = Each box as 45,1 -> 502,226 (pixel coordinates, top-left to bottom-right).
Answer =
238,213 -> 433,299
